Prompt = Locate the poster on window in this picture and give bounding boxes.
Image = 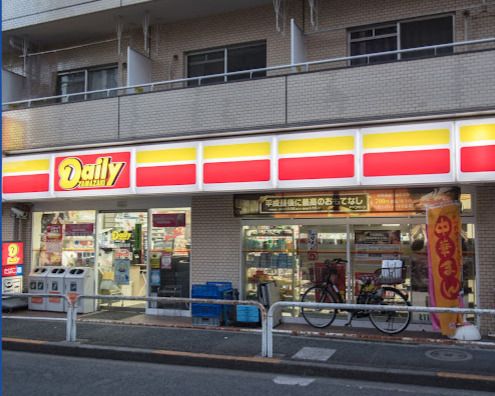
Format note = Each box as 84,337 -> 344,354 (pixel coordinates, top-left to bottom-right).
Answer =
426,203 -> 463,337
114,258 -> 130,285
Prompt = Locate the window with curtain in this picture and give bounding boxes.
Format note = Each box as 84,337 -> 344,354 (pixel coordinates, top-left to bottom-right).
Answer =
349,15 -> 453,65
186,42 -> 266,86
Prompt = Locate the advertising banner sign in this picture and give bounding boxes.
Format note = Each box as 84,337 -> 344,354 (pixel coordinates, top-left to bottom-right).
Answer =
426,204 -> 463,336
65,223 -> 94,236
152,213 -> 186,228
2,265 -> 23,277
2,242 -> 24,266
114,258 -> 131,285
54,151 -> 131,192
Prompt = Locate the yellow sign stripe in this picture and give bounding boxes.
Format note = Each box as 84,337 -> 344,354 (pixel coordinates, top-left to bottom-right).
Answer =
136,147 -> 196,164
279,136 -> 354,155
3,159 -> 50,173
460,124 -> 495,143
204,142 -> 270,160
363,129 -> 450,149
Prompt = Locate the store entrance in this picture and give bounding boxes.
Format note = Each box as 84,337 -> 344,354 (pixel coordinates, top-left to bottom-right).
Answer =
96,211 -> 148,311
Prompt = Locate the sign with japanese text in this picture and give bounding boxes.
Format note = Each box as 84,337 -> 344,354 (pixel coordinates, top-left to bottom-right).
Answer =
2,265 -> 23,277
152,213 -> 186,228
426,204 -> 463,337
46,224 -> 63,240
235,187 -> 460,217
260,194 -> 369,214
2,242 -> 24,266
65,223 -> 94,236
54,152 -> 131,192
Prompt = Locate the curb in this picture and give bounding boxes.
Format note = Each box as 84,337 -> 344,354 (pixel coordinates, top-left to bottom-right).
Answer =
4,337 -> 495,392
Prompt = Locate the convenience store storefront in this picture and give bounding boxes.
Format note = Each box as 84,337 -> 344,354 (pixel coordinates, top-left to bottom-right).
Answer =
2,117 -> 495,324
236,188 -> 477,326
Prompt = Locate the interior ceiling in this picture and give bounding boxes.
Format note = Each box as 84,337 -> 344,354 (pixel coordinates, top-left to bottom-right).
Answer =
3,0 -> 273,54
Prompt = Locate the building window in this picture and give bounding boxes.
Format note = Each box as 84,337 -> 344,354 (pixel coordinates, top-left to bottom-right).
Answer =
186,42 -> 267,86
349,15 -> 453,65
57,64 -> 118,102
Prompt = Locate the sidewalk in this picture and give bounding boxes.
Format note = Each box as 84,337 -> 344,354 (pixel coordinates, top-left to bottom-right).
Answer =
3,314 -> 495,392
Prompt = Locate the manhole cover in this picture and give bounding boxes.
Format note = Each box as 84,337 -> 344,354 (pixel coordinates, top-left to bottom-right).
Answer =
425,349 -> 473,362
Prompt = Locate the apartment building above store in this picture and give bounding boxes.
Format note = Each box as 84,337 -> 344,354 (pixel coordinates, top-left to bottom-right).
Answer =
3,0 -> 495,152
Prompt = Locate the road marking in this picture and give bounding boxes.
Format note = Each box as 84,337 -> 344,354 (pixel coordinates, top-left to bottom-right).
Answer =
273,376 -> 315,386
292,347 -> 336,362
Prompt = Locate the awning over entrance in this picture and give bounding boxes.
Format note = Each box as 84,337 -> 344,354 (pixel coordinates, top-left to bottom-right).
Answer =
3,117 -> 495,201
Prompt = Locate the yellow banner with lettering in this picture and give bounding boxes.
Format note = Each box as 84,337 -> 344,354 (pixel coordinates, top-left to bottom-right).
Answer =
426,204 -> 463,337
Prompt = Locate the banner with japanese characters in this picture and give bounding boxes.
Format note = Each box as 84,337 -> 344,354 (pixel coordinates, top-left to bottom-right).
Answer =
426,203 -> 463,336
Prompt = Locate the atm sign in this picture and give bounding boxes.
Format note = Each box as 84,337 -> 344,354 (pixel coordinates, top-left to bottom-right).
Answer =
2,242 -> 24,266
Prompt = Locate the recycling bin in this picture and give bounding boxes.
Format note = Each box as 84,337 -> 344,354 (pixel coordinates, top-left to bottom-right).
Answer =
64,267 -> 95,313
46,267 -> 68,312
28,267 -> 51,311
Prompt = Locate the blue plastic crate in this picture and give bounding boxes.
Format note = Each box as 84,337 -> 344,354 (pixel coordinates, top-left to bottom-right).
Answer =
236,305 -> 260,323
205,281 -> 233,292
191,303 -> 222,318
191,284 -> 223,299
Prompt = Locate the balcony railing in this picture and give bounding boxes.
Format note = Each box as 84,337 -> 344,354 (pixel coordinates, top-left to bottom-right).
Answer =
3,37 -> 495,111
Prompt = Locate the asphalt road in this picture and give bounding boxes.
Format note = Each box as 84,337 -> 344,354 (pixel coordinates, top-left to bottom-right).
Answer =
3,351 -> 493,396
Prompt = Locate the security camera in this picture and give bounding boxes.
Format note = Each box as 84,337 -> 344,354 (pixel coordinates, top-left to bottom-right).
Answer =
10,206 -> 28,219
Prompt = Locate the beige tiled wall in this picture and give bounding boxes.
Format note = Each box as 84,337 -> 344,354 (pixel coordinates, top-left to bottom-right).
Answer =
476,184 -> 495,335
191,195 -> 241,289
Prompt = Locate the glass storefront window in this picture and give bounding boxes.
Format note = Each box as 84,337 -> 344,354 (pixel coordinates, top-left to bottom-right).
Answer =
242,221 -> 477,326
32,211 -> 96,268
243,225 -> 298,302
149,209 -> 191,310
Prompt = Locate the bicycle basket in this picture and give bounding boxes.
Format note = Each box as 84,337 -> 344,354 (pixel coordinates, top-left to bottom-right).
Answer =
377,263 -> 406,285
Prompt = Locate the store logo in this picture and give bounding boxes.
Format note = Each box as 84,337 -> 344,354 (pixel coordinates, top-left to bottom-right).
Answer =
112,231 -> 132,241
58,156 -> 126,190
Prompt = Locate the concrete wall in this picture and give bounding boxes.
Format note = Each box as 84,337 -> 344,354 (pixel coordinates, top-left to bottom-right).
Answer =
476,184 -> 495,335
4,49 -> 495,151
191,195 -> 241,290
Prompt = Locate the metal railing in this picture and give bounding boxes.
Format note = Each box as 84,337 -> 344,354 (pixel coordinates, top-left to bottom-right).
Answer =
3,37 -> 495,109
2,293 -> 266,353
4,293 -> 495,358
2,293 -> 73,341
263,301 -> 495,357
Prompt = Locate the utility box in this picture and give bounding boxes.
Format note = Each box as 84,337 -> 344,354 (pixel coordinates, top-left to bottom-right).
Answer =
46,267 -> 68,312
28,267 -> 51,311
64,267 -> 95,314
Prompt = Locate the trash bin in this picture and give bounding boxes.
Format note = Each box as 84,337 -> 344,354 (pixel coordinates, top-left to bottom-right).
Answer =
46,267 -> 68,312
64,267 -> 95,314
28,267 -> 51,311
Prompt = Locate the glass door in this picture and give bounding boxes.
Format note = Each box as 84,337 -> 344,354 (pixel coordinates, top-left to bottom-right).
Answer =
149,209 -> 191,311
96,211 -> 148,310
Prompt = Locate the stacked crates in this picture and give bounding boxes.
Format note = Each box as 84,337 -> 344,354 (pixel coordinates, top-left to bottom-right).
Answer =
191,282 -> 234,326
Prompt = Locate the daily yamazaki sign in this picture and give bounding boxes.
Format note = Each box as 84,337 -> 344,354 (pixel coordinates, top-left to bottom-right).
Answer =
2,118 -> 495,200
2,242 -> 24,266
54,152 -> 131,191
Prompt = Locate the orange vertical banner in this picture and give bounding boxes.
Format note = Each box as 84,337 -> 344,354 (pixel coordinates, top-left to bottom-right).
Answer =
426,204 -> 463,337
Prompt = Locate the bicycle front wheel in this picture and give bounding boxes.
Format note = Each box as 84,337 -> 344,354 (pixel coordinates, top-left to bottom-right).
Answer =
301,286 -> 337,328
367,287 -> 411,335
